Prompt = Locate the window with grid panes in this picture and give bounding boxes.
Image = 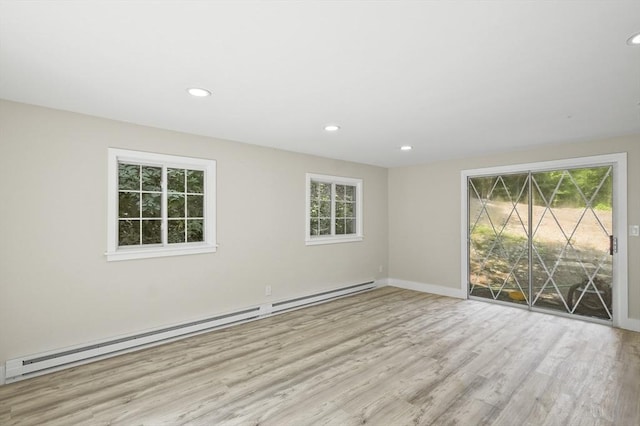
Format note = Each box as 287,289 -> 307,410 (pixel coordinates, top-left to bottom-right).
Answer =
106,149 -> 216,261
306,173 -> 363,245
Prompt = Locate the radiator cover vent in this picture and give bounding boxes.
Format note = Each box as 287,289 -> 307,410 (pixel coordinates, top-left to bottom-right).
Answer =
4,281 -> 376,383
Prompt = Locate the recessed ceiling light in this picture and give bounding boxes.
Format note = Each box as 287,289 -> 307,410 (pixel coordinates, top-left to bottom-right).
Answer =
627,32 -> 640,45
400,145 -> 413,151
324,124 -> 340,132
187,87 -> 212,97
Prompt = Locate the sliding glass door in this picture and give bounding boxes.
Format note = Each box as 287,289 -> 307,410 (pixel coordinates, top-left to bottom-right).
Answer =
469,173 -> 530,306
468,165 -> 613,322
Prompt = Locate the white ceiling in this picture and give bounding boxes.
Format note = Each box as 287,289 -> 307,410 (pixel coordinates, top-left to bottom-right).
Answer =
1,1 -> 639,167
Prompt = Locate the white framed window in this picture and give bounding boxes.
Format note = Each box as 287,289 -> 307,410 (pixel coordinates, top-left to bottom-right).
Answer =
106,148 -> 217,261
305,173 -> 363,245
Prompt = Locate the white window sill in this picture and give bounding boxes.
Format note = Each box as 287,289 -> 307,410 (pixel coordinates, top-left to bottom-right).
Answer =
305,236 -> 363,246
106,244 -> 217,261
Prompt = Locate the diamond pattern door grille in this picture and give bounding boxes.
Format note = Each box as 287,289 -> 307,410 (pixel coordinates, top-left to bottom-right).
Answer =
468,166 -> 613,321
469,173 -> 530,306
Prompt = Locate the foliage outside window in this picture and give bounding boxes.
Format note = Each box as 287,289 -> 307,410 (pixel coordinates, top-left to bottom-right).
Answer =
306,173 -> 363,245
107,149 -> 216,261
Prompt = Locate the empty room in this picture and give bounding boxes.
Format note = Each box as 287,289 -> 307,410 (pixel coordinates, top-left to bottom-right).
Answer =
1,1 -> 639,425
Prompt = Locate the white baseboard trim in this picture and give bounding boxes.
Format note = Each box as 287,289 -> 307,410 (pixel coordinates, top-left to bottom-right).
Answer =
619,317 -> 640,333
2,281 -> 376,385
388,278 -> 466,299
374,278 -> 389,287
387,279 -> 640,333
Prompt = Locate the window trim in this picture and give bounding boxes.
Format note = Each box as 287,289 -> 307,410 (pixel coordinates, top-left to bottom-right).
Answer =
305,173 -> 363,246
106,148 -> 217,261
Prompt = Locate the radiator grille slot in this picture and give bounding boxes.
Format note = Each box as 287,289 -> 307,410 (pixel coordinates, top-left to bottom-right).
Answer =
273,282 -> 374,307
23,307 -> 260,366
5,281 -> 376,383
273,282 -> 375,313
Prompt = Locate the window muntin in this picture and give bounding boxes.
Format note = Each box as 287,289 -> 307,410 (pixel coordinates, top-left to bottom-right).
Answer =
309,181 -> 332,236
306,173 -> 363,245
166,168 -> 205,244
335,184 -> 357,235
118,163 -> 163,246
107,149 -> 216,261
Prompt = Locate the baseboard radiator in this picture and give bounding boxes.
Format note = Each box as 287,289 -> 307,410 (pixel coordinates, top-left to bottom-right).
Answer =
4,281 -> 376,383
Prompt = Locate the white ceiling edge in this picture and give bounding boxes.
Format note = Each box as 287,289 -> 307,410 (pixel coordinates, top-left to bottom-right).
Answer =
0,1 -> 639,167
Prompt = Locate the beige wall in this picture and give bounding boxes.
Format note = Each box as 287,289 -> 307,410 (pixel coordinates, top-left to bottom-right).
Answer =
388,135 -> 640,319
0,100 -> 389,362
2,98 -> 637,366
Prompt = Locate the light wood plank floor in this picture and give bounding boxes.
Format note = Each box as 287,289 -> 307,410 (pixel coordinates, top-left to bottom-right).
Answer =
1,287 -> 639,425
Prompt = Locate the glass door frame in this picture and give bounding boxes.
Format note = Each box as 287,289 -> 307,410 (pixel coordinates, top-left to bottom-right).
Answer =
460,153 -> 628,327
